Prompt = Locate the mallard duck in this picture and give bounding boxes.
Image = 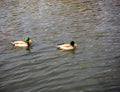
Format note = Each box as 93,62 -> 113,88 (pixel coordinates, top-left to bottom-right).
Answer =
11,37 -> 32,47
57,41 -> 77,50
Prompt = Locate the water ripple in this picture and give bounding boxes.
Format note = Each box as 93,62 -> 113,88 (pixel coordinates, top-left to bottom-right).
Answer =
0,0 -> 120,92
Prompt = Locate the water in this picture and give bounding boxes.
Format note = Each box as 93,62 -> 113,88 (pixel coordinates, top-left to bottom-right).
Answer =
0,0 -> 120,92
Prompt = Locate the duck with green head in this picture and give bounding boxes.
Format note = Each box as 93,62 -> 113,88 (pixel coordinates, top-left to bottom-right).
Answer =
57,41 -> 77,51
11,37 -> 32,47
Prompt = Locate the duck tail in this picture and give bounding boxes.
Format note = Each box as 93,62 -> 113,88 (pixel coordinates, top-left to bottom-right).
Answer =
11,41 -> 15,46
11,41 -> 14,44
56,45 -> 60,49
57,46 -> 60,49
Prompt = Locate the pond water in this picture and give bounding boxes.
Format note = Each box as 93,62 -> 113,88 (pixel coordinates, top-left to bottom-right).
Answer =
0,0 -> 120,92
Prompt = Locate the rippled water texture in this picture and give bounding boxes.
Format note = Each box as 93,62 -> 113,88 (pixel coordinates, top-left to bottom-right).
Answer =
0,0 -> 120,92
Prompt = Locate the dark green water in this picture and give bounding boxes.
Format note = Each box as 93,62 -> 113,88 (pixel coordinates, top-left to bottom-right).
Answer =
0,0 -> 120,92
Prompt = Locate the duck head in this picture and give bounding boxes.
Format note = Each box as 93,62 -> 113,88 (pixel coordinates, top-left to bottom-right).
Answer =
24,37 -> 32,47
70,41 -> 75,47
24,37 -> 29,42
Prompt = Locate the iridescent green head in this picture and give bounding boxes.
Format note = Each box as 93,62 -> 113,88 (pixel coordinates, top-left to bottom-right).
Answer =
70,41 -> 75,46
24,37 -> 30,42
